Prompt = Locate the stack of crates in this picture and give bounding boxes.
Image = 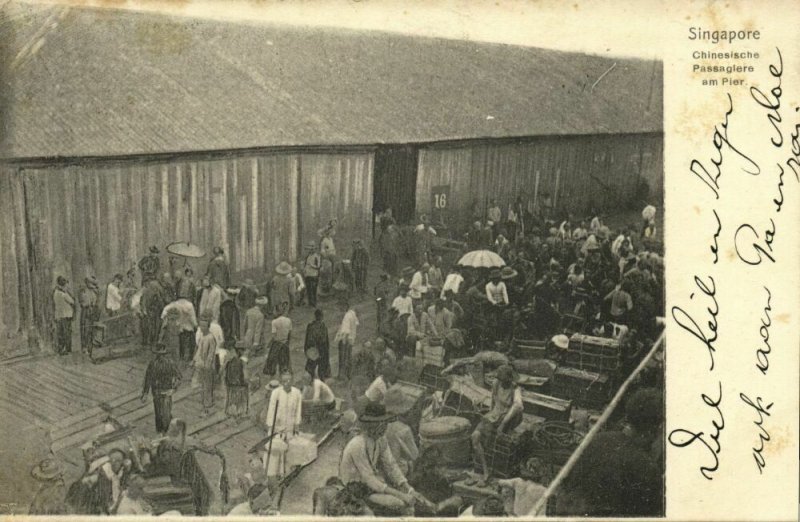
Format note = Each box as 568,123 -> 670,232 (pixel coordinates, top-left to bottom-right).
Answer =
514,338 -> 547,360
564,333 -> 622,373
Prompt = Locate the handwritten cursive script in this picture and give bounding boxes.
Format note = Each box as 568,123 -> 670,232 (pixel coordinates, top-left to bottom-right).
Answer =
668,382 -> 725,480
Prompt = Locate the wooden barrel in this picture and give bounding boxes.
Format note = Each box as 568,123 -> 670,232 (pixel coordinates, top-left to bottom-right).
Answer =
419,416 -> 472,467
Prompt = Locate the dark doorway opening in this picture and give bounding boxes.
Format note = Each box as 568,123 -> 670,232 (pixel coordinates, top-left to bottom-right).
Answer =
372,144 -> 418,236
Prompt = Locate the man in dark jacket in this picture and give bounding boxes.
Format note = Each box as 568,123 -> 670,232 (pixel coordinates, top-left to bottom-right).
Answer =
304,308 -> 331,379
225,342 -> 249,419
53,276 -> 75,355
141,343 -> 182,435
141,279 -> 168,347
351,239 -> 370,294
79,276 -> 101,360
138,246 -> 161,285
206,246 -> 230,288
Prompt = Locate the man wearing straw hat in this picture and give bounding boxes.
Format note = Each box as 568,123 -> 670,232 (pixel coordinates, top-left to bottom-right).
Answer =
302,241 -> 322,307
141,342 -> 182,434
339,401 -> 428,516
29,458 -> 66,515
270,261 -> 296,315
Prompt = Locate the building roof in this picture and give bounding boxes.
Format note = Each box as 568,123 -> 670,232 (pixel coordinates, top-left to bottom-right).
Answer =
1,3 -> 663,159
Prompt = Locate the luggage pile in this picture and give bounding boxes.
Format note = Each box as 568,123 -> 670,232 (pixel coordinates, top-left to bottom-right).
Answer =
564,333 -> 622,373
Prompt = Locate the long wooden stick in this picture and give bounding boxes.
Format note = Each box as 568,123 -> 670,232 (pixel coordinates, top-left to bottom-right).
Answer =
263,398 -> 280,473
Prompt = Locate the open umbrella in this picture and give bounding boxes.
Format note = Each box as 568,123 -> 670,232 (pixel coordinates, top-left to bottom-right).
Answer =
167,241 -> 206,258
457,249 -> 505,269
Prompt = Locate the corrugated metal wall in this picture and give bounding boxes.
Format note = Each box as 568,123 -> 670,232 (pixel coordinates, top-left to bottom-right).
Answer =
416,133 -> 664,220
5,151 -> 372,343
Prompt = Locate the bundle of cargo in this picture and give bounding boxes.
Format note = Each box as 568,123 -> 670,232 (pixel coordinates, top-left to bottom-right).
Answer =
511,358 -> 557,380
551,367 -> 612,410
440,375 -> 491,425
520,391 -> 572,422
565,333 -> 622,373
514,338 -> 548,360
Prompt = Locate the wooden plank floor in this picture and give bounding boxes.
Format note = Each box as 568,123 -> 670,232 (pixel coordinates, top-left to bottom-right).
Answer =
0,349 -> 150,427
1,294 -> 379,514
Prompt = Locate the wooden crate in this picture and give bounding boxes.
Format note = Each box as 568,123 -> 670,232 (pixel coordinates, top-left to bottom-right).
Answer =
420,364 -> 450,393
514,338 -> 547,360
551,367 -> 612,410
416,341 -> 446,367
521,391 -> 572,422
568,333 -> 621,356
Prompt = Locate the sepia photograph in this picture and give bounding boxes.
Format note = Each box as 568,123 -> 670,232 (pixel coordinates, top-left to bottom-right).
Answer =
0,1 -> 665,517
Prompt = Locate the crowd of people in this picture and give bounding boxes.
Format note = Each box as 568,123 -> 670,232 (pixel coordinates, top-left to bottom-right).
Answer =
40,195 -> 664,517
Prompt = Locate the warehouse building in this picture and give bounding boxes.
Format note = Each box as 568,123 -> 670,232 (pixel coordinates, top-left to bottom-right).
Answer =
0,3 -> 662,347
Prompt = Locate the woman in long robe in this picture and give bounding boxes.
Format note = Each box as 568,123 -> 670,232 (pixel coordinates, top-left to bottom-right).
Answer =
303,309 -> 331,379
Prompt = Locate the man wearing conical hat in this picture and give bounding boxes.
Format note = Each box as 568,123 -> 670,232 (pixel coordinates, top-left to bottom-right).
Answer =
141,342 -> 182,434
29,458 -> 66,515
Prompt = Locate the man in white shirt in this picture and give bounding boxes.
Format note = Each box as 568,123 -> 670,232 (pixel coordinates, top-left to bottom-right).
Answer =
487,199 -> 502,226
334,301 -> 359,379
440,267 -> 464,298
198,275 -> 223,322
105,274 -> 124,316
364,361 -> 398,404
195,312 -> 225,369
409,263 -> 430,301
301,369 -> 336,404
266,370 -> 303,439
391,286 -> 413,316
485,270 -> 509,306
162,298 -> 198,361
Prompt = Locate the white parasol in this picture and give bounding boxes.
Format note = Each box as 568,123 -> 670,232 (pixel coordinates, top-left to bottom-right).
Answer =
457,249 -> 506,268
166,241 -> 206,259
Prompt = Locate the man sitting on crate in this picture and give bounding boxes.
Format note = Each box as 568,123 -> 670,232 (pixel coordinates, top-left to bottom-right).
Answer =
339,401 -> 432,516
471,364 -> 524,486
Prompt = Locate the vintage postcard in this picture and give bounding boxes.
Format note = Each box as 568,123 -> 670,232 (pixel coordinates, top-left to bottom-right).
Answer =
0,0 -> 797,520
